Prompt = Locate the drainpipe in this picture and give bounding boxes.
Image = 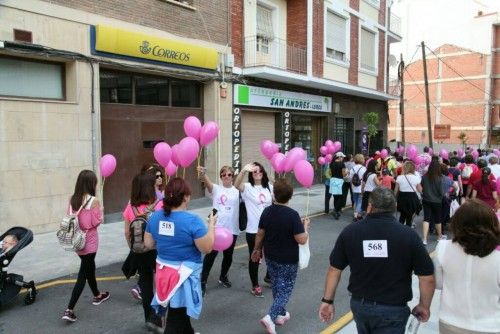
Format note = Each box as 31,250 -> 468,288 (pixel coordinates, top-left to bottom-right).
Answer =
307,0 -> 313,78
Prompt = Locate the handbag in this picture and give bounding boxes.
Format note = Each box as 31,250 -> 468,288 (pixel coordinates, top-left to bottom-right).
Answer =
121,250 -> 138,279
238,193 -> 247,231
404,174 -> 423,213
56,197 -> 92,252
329,178 -> 344,195
298,239 -> 310,270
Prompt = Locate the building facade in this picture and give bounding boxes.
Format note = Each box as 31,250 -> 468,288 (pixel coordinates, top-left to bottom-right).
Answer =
388,10 -> 500,148
230,0 -> 401,178
0,0 -> 231,232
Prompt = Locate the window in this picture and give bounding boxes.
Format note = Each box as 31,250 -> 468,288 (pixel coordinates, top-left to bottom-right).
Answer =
360,28 -> 376,72
100,71 -> 132,103
256,4 -> 274,54
171,80 -> 201,107
135,76 -> 169,106
0,56 -> 64,99
326,11 -> 348,62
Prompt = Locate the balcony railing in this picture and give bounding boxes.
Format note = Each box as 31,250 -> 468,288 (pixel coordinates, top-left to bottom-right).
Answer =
244,36 -> 307,75
389,11 -> 402,36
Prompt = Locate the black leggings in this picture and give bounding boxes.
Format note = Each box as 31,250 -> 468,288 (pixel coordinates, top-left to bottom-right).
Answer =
324,184 -> 332,213
68,253 -> 99,310
201,234 -> 238,283
399,211 -> 414,227
136,250 -> 156,322
164,307 -> 194,334
245,233 -> 260,287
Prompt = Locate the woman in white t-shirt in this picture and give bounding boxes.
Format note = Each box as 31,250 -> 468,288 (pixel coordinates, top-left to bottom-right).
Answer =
349,154 -> 366,221
433,199 -> 500,334
361,159 -> 381,212
234,162 -> 273,298
394,161 -> 422,228
198,165 -> 240,296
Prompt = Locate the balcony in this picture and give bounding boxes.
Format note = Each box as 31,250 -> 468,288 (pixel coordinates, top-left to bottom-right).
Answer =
244,35 -> 307,75
388,11 -> 402,42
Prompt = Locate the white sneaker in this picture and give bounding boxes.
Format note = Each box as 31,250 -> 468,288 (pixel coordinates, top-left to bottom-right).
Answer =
260,315 -> 277,334
439,235 -> 447,240
275,312 -> 290,326
422,240 -> 427,245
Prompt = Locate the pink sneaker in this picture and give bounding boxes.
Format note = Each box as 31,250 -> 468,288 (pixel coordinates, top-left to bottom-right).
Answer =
260,315 -> 276,334
275,312 -> 290,326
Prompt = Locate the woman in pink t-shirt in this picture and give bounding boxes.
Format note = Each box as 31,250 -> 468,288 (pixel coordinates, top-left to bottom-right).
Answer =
123,173 -> 163,330
62,170 -> 109,323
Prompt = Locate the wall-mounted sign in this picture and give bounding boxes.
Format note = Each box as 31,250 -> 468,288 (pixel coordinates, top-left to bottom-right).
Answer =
282,111 -> 291,153
92,25 -> 218,70
232,107 -> 242,174
234,84 -> 332,113
434,124 -> 451,139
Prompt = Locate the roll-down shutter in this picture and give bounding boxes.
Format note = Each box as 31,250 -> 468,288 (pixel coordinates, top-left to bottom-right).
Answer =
241,110 -> 275,174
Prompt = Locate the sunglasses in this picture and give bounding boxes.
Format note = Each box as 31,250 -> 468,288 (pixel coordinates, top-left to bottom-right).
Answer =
155,174 -> 162,179
220,173 -> 233,177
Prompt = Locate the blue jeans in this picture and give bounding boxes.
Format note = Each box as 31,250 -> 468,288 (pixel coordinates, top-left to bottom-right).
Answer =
350,298 -> 410,334
352,192 -> 363,215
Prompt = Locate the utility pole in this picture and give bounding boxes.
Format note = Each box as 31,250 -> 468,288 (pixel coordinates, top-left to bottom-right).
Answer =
421,41 -> 433,149
399,54 -> 405,146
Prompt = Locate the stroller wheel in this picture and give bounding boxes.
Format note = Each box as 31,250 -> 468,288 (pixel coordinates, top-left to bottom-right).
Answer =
24,281 -> 37,305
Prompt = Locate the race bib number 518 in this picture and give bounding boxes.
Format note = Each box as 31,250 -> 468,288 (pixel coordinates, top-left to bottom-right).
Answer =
159,221 -> 175,236
363,240 -> 388,258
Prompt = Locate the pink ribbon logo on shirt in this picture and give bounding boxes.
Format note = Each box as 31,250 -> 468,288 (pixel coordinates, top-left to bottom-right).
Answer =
219,194 -> 227,206
258,193 -> 266,204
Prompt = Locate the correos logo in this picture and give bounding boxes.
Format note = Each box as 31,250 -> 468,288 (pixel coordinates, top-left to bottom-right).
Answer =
138,40 -> 190,62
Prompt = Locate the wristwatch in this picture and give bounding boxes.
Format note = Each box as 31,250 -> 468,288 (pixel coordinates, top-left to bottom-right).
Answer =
321,297 -> 333,304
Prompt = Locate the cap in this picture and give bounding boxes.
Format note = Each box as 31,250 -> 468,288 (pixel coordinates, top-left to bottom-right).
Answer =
335,152 -> 346,158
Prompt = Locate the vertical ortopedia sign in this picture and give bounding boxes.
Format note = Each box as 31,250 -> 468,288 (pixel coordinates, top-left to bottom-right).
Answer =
282,111 -> 291,153
232,107 -> 241,174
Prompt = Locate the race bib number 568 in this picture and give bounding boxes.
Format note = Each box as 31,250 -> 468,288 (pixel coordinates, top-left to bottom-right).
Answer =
362,240 -> 388,258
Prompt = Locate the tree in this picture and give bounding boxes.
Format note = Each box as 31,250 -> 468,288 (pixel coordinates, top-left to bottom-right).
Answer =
362,112 -> 379,154
458,131 -> 467,150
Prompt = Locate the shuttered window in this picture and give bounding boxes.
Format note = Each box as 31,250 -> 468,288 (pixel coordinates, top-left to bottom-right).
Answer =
241,111 -> 274,174
326,12 -> 347,62
360,28 -> 376,72
257,5 -> 274,39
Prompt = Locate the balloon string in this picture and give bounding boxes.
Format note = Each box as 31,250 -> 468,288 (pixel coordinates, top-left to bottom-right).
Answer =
183,168 -> 186,179
197,149 -> 202,168
101,177 -> 106,198
305,188 -> 310,218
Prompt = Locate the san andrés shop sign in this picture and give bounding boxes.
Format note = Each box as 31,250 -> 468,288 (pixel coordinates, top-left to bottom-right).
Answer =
234,84 -> 332,112
91,25 -> 219,71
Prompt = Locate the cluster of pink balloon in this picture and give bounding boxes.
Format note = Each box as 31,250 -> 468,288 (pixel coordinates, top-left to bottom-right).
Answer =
260,140 -> 314,188
153,116 -> 219,176
317,140 -> 342,166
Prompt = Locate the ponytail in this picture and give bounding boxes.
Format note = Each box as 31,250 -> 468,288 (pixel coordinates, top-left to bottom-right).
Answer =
162,177 -> 192,217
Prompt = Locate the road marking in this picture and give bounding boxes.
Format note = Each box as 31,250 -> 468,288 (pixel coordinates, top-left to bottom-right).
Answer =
320,311 -> 353,334
22,276 -> 126,292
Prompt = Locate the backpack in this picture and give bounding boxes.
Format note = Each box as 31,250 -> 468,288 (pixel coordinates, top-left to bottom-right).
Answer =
351,167 -> 362,187
129,200 -> 160,253
461,164 -> 473,179
57,197 -> 93,252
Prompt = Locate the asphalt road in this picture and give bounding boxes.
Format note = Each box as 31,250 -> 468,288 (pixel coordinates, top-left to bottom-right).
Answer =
0,210 -> 438,334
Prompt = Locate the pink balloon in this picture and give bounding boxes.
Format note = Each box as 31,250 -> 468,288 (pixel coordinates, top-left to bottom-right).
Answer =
365,157 -> 373,167
199,121 -> 219,147
99,154 -> 117,178
439,149 -> 449,160
397,146 -> 405,155
153,142 -> 172,168
333,141 -> 342,152
320,146 -> 328,155
472,150 -> 479,159
271,153 -> 286,173
177,137 -> 200,168
326,144 -> 336,154
325,154 -> 333,163
413,155 -> 422,164
325,140 -> 334,147
283,147 -> 306,172
213,227 -> 233,251
457,148 -> 464,157
171,144 -> 181,166
183,116 -> 202,141
317,156 -> 326,165
493,149 -> 500,157
166,161 -> 178,176
260,140 -> 279,160
428,148 -> 433,156
407,145 -> 418,159
294,160 -> 314,188
380,149 -> 388,159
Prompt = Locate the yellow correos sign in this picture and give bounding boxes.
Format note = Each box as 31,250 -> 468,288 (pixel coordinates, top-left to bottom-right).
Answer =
95,25 -> 218,70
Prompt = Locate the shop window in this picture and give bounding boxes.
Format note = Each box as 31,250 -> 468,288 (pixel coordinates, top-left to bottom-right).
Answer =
171,80 -> 201,107
0,56 -> 64,99
100,71 -> 132,103
326,11 -> 348,63
135,76 -> 169,106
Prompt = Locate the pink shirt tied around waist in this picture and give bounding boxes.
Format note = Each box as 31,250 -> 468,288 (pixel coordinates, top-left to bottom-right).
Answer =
70,198 -> 103,256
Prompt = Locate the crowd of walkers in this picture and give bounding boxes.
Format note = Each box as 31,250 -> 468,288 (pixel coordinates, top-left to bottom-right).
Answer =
59,146 -> 499,334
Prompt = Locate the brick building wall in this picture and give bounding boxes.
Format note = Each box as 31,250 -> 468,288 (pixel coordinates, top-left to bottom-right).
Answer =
42,0 -> 229,45
348,15 -> 359,85
312,0 -> 323,77
388,44 -> 493,145
231,0 -> 244,67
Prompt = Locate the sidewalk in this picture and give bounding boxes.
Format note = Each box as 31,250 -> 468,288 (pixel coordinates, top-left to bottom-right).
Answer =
8,184 -> 327,284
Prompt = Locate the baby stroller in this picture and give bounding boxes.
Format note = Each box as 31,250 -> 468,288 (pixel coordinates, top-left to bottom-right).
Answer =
0,227 -> 37,308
